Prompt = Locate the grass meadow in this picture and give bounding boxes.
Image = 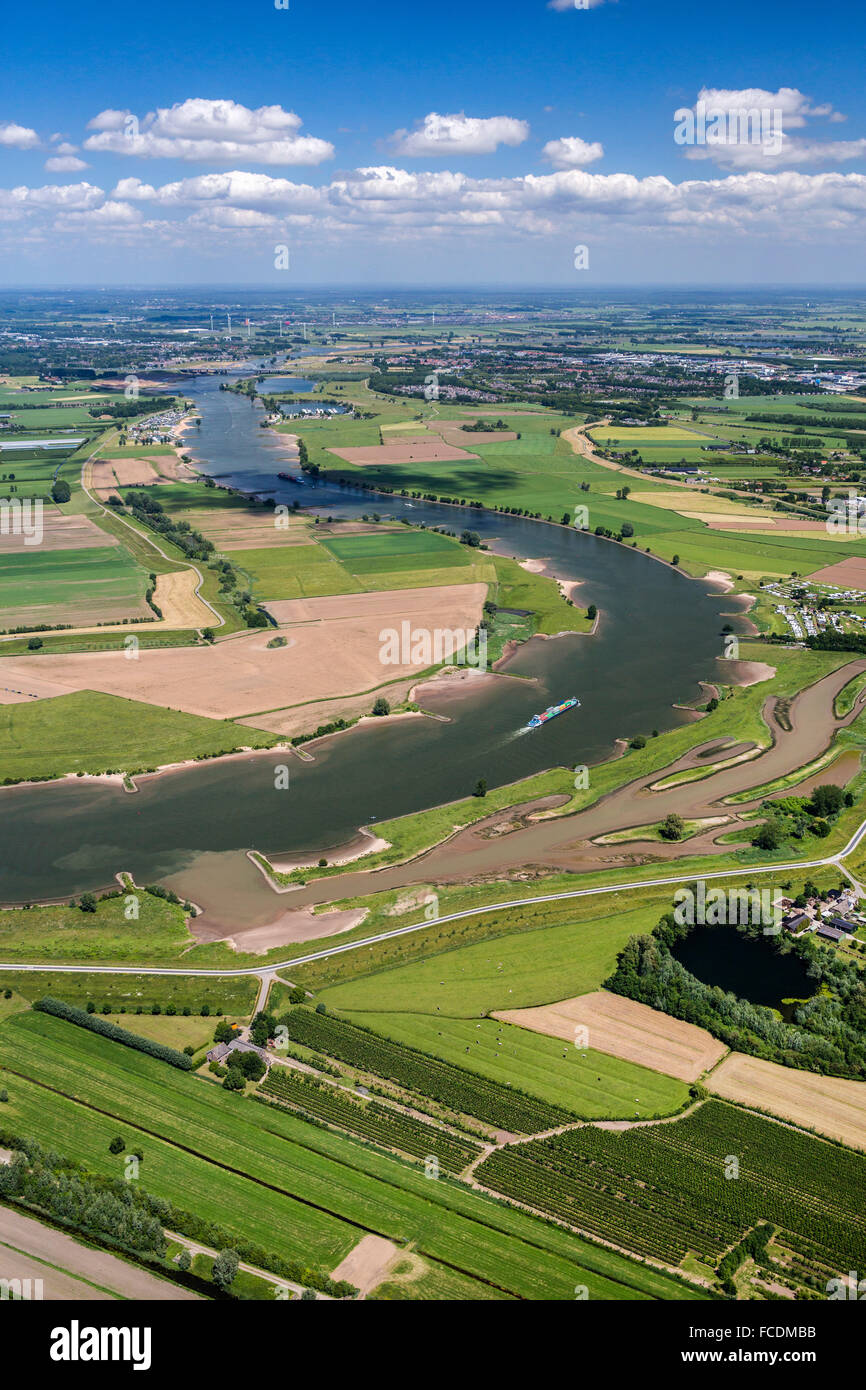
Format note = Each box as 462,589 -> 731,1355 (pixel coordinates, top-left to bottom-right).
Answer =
0,1011 -> 704,1301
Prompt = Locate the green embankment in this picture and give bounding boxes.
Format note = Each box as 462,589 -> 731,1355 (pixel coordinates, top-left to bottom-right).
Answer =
0,690 -> 277,783
320,902 -> 655,1016
0,968 -> 257,1016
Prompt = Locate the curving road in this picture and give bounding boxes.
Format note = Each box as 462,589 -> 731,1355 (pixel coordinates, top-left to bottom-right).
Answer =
1,813 -> 864,985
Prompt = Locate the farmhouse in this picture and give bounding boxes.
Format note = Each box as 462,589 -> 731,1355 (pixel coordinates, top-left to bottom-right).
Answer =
783,911 -> 811,932
206,1039 -> 271,1067
815,924 -> 845,944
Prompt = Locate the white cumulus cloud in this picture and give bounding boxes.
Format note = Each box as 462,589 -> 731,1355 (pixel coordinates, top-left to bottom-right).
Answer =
84,98 -> 334,165
542,136 -> 604,168
45,156 -> 88,173
675,87 -> 861,169
391,112 -> 529,156
6,162 -> 866,261
0,122 -> 40,150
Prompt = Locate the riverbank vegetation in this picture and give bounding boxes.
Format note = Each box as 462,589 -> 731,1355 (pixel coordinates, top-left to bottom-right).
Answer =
0,690 -> 277,784
260,641 -> 852,892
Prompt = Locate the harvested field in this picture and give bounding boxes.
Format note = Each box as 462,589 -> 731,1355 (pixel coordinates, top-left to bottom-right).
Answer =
697,514 -> 783,529
0,1206 -> 199,1300
331,1234 -> 399,1295
243,679 -> 418,737
701,516 -> 841,533
263,586 -> 477,624
312,521 -> 394,536
147,454 -> 197,480
0,545 -> 148,632
376,432 -> 430,444
182,508 -> 311,551
805,556 -> 866,586
0,671 -> 81,703
742,516 -> 837,532
707,1053 -> 866,1150
104,454 -> 190,482
0,567 -> 211,643
90,454 -> 193,500
425,417 -> 510,429
0,595 -> 151,632
91,457 -> 157,498
0,513 -> 118,554
631,492 -> 764,516
326,442 -> 480,466
152,569 -> 214,629
495,991 -> 727,1083
0,583 -> 487,719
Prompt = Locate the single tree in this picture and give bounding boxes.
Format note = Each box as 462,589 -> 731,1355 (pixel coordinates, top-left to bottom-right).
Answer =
212,1249 -> 239,1292
659,813 -> 685,841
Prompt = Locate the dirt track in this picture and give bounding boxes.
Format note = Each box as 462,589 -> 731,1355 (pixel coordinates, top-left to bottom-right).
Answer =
0,1206 -> 200,1300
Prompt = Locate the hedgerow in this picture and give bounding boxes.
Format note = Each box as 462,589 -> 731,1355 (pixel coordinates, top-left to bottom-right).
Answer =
33,996 -> 193,1070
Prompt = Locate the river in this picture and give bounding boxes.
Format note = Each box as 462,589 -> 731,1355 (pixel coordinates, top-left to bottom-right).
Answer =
0,361 -> 734,909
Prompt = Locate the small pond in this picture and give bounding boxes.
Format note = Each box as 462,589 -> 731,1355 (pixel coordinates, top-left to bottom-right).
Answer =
671,924 -> 816,1016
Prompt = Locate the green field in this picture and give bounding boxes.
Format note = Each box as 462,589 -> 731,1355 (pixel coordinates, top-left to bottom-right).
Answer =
0,968 -> 257,1016
591,425 -> 712,444
492,555 -> 592,633
293,386 -> 866,582
0,457 -> 80,500
231,542 -> 361,599
0,1012 -> 705,1300
318,901 -> 661,1016
0,690 -> 276,782
0,892 -> 192,965
231,524 -> 496,602
0,546 -> 147,625
261,1066 -> 483,1171
320,529 -> 472,574
276,1005 -> 576,1131
340,1011 -> 689,1119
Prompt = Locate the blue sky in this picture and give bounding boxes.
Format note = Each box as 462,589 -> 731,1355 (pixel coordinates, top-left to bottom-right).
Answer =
1,0 -> 864,284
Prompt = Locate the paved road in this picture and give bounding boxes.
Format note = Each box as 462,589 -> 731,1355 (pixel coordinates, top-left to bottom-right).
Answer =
1,819 -> 864,983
